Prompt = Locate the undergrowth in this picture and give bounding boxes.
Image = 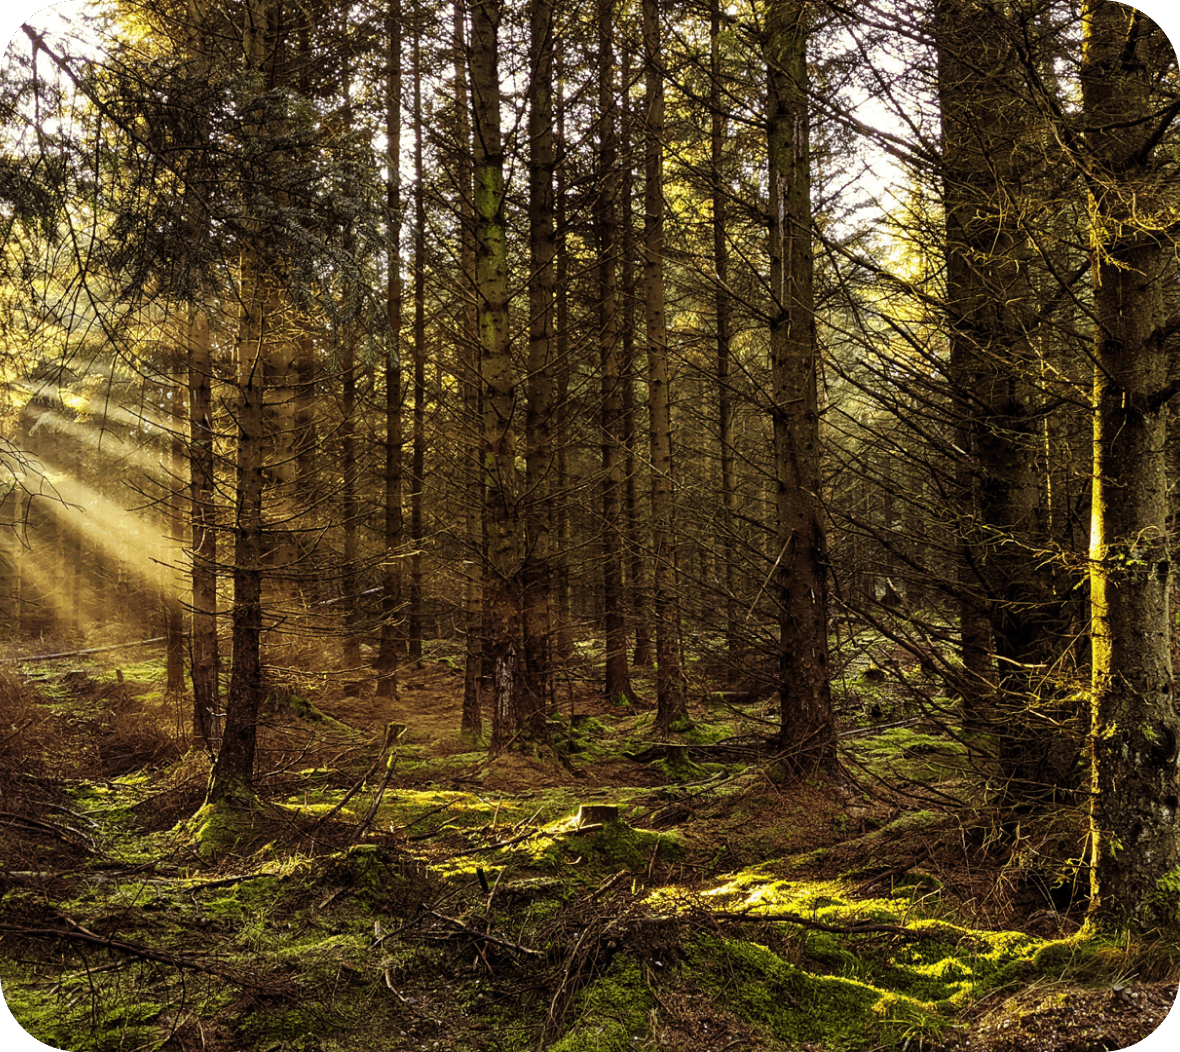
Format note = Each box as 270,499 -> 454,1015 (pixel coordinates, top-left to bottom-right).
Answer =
0,646 -> 1176,1052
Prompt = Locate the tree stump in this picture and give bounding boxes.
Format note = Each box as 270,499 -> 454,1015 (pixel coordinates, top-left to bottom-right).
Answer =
575,804 -> 618,828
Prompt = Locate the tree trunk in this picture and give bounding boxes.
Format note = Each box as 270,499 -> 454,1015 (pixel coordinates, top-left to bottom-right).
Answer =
206,0 -> 277,806
340,68 -> 361,671
409,15 -> 427,664
522,0 -> 557,728
187,307 -> 219,748
764,0 -> 835,768
620,56 -> 653,671
453,0 -> 483,737
208,251 -> 269,806
471,0 -> 523,751
1082,0 -> 1180,928
377,1 -> 404,700
553,86 -> 574,665
166,349 -> 186,696
597,0 -> 633,705
934,0 -> 1075,799
711,0 -> 737,684
180,0 -> 219,747
644,0 -> 686,732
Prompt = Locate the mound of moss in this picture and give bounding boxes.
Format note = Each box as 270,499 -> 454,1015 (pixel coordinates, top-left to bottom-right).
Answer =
548,957 -> 653,1052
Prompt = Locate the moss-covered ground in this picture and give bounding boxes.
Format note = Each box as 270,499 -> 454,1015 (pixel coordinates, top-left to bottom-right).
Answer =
0,638 -> 1176,1051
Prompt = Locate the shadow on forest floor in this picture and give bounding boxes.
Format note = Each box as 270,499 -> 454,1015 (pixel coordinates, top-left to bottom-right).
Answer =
0,633 -> 1176,1051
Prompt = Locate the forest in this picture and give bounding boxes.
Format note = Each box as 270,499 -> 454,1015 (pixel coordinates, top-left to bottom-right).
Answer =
1,0 -> 1180,1049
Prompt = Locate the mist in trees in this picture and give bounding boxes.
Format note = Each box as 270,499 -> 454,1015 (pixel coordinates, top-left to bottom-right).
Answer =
3,0 -> 1180,942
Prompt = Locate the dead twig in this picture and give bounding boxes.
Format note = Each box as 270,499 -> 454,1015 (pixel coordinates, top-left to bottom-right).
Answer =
637,907 -> 945,940
0,919 -> 261,985
312,722 -> 402,832
853,850 -> 932,894
354,753 -> 398,841
1,637 -> 166,663
422,909 -> 544,958
0,810 -> 95,848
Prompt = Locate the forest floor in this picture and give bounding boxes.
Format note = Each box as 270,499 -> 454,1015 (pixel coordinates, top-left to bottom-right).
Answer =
0,632 -> 1177,1052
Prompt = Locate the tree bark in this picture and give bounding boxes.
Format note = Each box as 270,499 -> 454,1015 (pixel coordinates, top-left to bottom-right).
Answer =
180,0 -> 219,747
409,14 -> 427,664
1082,0 -> 1180,928
187,306 -> 219,748
620,54 -> 653,671
207,248 -> 268,805
553,83 -> 574,665
597,0 -> 633,705
376,0 -> 404,700
933,0 -> 1074,797
522,0 -> 557,728
166,347 -> 186,697
340,66 -> 361,671
206,0 -> 277,806
764,0 -> 834,768
711,0 -> 737,684
644,0 -> 686,732
470,0 -> 523,751
453,0 -> 483,736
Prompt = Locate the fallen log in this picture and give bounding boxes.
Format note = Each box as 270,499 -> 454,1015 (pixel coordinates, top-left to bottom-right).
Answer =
2,637 -> 166,663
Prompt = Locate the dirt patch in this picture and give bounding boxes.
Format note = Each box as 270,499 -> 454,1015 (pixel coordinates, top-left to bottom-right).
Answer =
942,980 -> 1179,1052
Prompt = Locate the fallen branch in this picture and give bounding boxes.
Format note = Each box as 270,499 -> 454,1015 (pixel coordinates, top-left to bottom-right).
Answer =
541,916 -> 613,1046
853,851 -> 931,894
0,919 -> 259,983
637,907 -> 943,940
422,909 -> 545,958
182,870 -> 285,893
583,869 -> 629,906
3,637 -> 166,663
0,811 -> 95,848
0,718 -> 33,747
354,752 -> 399,841
313,722 -> 403,832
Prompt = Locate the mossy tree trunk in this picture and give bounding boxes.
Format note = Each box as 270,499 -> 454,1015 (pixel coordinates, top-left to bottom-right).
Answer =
1082,0 -> 1180,928
470,0 -> 525,751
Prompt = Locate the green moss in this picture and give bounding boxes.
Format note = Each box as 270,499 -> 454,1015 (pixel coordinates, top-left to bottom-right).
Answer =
98,656 -> 170,682
1,959 -> 168,1052
678,720 -> 730,746
888,870 -> 944,902
847,729 -> 969,783
655,749 -> 713,783
187,799 -> 265,861
548,957 -> 653,1052
562,819 -> 682,871
202,875 -> 284,917
237,1004 -> 332,1050
803,929 -> 866,978
695,936 -> 904,1050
